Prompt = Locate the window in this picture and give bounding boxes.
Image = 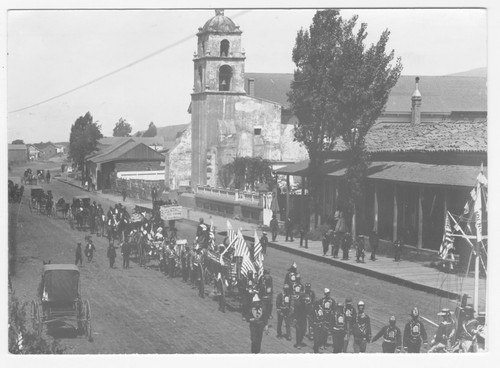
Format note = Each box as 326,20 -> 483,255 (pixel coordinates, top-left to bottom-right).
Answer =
254,127 -> 262,136
219,65 -> 232,91
220,39 -> 229,57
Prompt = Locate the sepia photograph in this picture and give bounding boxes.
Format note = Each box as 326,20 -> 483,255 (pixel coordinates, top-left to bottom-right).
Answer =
4,1 -> 495,361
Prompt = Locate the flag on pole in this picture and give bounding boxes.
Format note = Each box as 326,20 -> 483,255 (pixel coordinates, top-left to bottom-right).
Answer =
254,230 -> 264,279
208,219 -> 215,251
474,182 -> 482,242
439,212 -> 455,260
227,220 -> 235,243
234,229 -> 247,257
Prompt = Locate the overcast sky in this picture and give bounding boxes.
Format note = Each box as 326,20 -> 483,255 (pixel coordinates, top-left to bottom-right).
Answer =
6,7 -> 488,143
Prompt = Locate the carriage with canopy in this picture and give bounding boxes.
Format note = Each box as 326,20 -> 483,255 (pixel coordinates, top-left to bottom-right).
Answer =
31,264 -> 92,341
30,186 -> 45,214
69,195 -> 91,230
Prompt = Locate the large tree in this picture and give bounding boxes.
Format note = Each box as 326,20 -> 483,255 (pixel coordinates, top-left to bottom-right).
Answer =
288,10 -> 402,229
141,122 -> 157,137
68,112 -> 103,171
11,139 -> 24,144
113,118 -> 132,137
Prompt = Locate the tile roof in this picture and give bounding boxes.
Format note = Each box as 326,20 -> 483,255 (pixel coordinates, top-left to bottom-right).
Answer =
244,73 -> 487,113
333,120 -> 487,153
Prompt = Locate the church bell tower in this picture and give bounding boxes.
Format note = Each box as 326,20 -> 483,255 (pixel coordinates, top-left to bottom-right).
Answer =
191,9 -> 246,187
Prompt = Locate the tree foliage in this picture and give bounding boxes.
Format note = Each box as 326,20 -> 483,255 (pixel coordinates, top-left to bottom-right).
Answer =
219,156 -> 274,191
141,122 -> 157,137
113,118 -> 132,137
12,139 -> 25,144
68,112 -> 103,170
288,10 -> 402,222
8,287 -> 65,354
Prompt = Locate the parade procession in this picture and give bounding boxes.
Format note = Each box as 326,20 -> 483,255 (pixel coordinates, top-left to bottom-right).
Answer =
7,6 -> 489,359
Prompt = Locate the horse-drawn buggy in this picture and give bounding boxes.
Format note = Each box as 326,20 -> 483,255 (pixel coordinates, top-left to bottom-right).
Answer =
31,264 -> 92,341
55,198 -> 71,219
69,196 -> 91,231
30,186 -> 45,214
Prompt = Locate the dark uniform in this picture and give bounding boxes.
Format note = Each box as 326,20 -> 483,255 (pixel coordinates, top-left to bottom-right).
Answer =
393,239 -> 403,261
246,296 -> 268,353
292,293 -> 308,349
285,217 -> 294,241
458,306 -> 479,352
284,263 -> 298,290
331,302 -> 347,353
355,236 -> 365,263
196,218 -> 209,249
303,283 -> 316,338
259,270 -> 273,324
276,285 -> 292,340
260,233 -> 269,255
192,247 -> 204,297
311,302 -> 328,353
352,301 -> 371,353
166,243 -> 177,278
343,297 -> 357,352
403,307 -> 428,353
270,216 -> 279,242
319,289 -> 335,348
372,316 -> 402,353
107,243 -> 116,268
181,246 -> 190,282
242,271 -> 258,319
341,233 -> 352,260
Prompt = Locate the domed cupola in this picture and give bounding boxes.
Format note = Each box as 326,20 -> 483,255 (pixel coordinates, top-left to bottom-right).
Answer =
199,9 -> 241,34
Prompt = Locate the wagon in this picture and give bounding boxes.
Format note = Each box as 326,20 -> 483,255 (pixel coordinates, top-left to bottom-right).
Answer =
31,264 -> 92,341
30,186 -> 44,213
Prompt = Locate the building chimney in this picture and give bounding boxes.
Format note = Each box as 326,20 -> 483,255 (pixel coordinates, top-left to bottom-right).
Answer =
247,78 -> 255,97
411,76 -> 422,124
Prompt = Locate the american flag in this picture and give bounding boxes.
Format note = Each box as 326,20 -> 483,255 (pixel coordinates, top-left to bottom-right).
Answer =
227,220 -> 235,243
208,219 -> 215,251
254,230 -> 264,279
439,212 -> 455,260
235,229 -> 256,276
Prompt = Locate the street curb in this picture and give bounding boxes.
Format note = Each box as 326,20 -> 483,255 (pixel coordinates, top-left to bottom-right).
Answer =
56,177 -> 460,300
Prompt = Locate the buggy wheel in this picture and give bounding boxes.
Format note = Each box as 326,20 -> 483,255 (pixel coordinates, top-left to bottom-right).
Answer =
84,299 -> 93,342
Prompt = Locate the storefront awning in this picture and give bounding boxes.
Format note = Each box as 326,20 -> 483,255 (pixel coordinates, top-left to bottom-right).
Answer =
326,161 -> 486,188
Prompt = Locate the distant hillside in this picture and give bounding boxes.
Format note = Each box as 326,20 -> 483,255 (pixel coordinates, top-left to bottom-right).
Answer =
447,67 -> 487,77
155,124 -> 189,142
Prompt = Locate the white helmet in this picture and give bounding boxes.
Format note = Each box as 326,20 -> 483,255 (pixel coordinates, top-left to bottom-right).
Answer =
358,301 -> 365,307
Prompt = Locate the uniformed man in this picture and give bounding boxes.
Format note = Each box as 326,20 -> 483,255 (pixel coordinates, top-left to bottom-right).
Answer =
319,288 -> 335,349
341,232 -> 352,260
259,269 -> 273,325
192,244 -> 204,298
181,245 -> 190,282
304,283 -> 316,339
311,301 -> 328,353
246,294 -> 269,353
276,284 -> 292,340
242,270 -> 257,320
196,218 -> 209,249
403,307 -> 428,353
284,262 -> 298,289
343,297 -> 357,352
166,241 -> 177,278
428,308 -> 455,353
355,235 -> 365,263
457,305 -> 479,352
260,232 -> 269,255
331,302 -> 347,353
393,238 -> 403,262
292,290 -> 308,349
372,316 -> 402,353
352,301 -> 371,353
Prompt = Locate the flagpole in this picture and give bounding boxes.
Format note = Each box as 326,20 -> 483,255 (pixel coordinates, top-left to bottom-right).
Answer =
220,236 -> 238,257
474,241 -> 479,314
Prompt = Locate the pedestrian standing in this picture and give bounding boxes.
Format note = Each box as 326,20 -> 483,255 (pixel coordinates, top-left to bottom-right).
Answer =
341,233 -> 351,260
299,219 -> 308,248
260,232 -> 269,255
355,236 -> 365,263
369,230 -> 379,261
259,269 -> 273,325
285,217 -> 294,242
246,295 -> 269,353
352,301 -> 372,353
312,301 -> 327,353
270,215 -> 279,242
403,307 -> 428,353
394,238 -> 403,261
85,238 -> 95,262
107,241 -> 116,268
121,240 -> 131,268
321,230 -> 329,256
332,302 -> 347,353
45,170 -> 51,184
75,242 -> 83,266
372,316 -> 402,353
332,231 -> 342,257
319,288 -> 335,349
122,188 -> 127,202
343,297 -> 357,352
